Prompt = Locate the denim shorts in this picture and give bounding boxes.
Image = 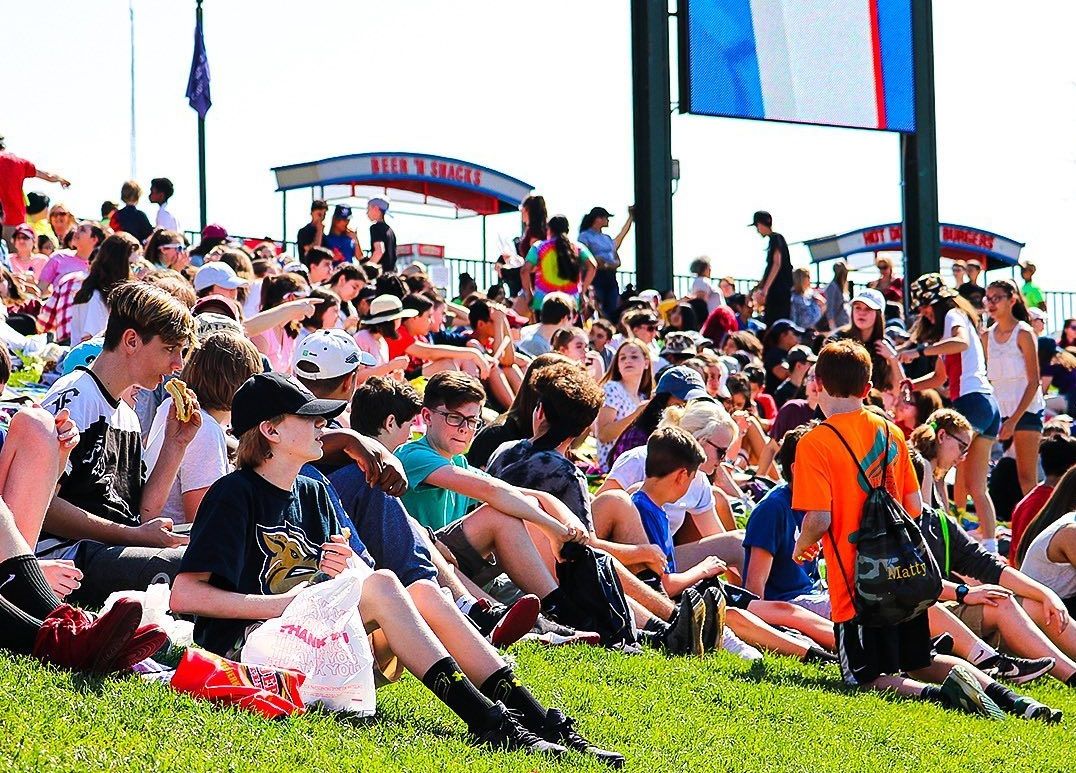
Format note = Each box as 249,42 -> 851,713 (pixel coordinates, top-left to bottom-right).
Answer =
1011,410 -> 1045,433
953,391 -> 1002,440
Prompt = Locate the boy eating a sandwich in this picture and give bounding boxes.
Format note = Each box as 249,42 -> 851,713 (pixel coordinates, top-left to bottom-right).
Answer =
40,281 -> 200,606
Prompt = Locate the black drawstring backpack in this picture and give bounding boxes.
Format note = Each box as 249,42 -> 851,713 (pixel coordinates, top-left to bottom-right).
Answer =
821,421 -> 942,627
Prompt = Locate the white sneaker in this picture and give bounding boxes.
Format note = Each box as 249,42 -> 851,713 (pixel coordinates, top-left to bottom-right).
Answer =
722,628 -> 763,661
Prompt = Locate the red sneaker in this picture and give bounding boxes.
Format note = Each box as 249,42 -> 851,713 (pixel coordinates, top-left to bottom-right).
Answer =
33,600 -> 143,675
115,624 -> 170,671
490,594 -> 541,648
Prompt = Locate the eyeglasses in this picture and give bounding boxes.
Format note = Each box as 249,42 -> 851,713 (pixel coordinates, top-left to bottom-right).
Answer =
433,408 -> 484,432
984,294 -> 1008,304
160,243 -> 186,251
704,439 -> 727,460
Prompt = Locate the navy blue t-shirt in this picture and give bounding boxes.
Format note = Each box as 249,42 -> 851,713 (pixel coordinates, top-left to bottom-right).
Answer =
741,482 -> 818,601
631,490 -> 676,573
328,464 -> 438,587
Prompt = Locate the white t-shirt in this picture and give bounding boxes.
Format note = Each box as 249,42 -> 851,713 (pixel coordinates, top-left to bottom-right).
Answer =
68,289 -> 109,344
607,445 -> 714,535
143,399 -> 231,524
691,276 -> 724,313
156,202 -> 179,232
942,308 -> 991,396
243,278 -> 263,319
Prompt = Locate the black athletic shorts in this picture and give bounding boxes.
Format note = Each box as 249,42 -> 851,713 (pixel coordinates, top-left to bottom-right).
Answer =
834,612 -> 933,686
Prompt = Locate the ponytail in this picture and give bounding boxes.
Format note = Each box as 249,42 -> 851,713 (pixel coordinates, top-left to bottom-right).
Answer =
548,215 -> 580,282
909,408 -> 972,475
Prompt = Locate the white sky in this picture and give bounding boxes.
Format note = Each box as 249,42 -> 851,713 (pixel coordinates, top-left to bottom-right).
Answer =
5,1 -> 1075,288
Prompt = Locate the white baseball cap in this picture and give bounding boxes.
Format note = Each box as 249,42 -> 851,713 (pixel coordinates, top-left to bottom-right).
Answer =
292,329 -> 376,380
851,288 -> 886,312
194,261 -> 249,293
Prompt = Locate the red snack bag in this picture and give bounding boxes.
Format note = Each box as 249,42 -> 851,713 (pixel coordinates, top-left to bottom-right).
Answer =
171,648 -> 306,719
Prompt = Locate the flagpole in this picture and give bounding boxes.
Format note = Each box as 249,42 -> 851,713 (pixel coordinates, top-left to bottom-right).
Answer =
196,0 -> 207,231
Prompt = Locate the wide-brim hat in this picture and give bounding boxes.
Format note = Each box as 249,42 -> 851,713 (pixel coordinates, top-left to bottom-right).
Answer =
363,294 -> 418,325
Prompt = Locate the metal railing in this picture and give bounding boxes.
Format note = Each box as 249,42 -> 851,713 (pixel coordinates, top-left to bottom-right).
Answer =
179,232 -> 1076,333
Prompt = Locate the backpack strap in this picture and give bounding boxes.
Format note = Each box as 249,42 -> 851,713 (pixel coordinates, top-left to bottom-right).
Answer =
938,508 -> 952,577
819,419 -> 893,492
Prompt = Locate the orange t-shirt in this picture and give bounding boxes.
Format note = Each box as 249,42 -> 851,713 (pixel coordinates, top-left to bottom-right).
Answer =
791,408 -> 921,623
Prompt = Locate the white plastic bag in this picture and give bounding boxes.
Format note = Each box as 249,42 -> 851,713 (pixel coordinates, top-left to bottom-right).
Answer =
241,565 -> 376,716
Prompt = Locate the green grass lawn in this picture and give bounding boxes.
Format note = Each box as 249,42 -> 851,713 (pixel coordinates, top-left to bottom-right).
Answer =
3,643 -> 1075,772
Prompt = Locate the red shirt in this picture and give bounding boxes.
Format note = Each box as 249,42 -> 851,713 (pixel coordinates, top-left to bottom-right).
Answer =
388,325 -> 424,376
0,152 -> 36,226
755,393 -> 777,421
1010,483 -> 1053,565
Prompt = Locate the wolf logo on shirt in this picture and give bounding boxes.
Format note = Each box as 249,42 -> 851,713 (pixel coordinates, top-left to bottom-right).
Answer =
257,522 -> 320,594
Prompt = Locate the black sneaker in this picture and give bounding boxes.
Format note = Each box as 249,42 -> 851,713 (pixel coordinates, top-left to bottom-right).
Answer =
472,702 -> 570,756
1012,696 -> 1063,723
982,653 -> 1055,685
658,589 -> 705,656
701,587 -> 726,652
541,708 -> 625,768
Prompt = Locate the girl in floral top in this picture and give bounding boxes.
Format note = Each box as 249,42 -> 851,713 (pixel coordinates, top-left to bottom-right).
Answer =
594,340 -> 653,473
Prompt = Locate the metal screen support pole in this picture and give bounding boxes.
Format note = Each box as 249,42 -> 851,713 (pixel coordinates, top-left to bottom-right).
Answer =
901,0 -> 940,313
281,190 -> 287,247
631,0 -> 674,292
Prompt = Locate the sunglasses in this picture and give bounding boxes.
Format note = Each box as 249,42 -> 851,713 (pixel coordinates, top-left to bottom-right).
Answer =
160,244 -> 187,251
704,439 -> 727,460
432,408 -> 484,432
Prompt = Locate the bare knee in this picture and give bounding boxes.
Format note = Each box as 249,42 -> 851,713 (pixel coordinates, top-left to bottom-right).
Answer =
8,406 -> 56,441
366,568 -> 406,601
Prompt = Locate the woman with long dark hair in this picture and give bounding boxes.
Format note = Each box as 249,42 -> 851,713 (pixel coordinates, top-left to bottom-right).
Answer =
902,272 -> 1002,552
1015,468 -> 1076,613
69,232 -> 137,343
824,260 -> 850,329
466,352 -> 573,469
520,214 -> 597,313
144,228 -> 189,272
595,340 -> 653,473
250,272 -> 309,373
827,287 -> 904,394
984,279 -> 1045,496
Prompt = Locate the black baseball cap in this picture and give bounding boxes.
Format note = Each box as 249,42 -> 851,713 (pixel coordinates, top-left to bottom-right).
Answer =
231,372 -> 346,437
588,206 -> 614,219
749,210 -> 772,227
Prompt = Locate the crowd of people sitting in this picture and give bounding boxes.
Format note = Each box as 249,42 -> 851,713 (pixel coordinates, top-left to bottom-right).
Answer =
1,177 -> 1076,763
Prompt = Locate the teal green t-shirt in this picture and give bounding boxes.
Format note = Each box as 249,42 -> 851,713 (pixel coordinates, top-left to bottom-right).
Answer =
395,434 -> 476,531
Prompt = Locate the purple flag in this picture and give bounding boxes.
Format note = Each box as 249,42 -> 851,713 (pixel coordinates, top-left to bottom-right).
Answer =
185,15 -> 211,119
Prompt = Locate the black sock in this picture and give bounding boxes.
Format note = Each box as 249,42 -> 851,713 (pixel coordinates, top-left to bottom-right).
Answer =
920,685 -> 946,705
420,656 -> 494,732
480,666 -> 547,730
802,646 -> 838,665
1067,673 -> 1076,688
643,617 -> 670,635
985,682 -> 1020,712
0,555 -> 62,620
0,593 -> 42,655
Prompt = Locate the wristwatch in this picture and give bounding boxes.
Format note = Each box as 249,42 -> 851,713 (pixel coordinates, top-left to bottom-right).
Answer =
955,584 -> 969,604
916,342 -> 928,355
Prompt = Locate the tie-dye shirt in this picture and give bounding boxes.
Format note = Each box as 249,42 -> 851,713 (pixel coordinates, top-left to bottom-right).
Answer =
525,238 -> 594,310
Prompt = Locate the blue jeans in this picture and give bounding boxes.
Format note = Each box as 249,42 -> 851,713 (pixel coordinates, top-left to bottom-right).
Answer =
592,270 -> 620,320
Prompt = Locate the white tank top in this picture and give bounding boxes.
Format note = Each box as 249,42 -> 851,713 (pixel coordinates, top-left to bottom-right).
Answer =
987,321 -> 1045,419
1020,512 -> 1076,599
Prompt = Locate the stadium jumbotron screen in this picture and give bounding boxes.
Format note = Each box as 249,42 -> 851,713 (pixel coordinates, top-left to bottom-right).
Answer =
678,0 -> 916,133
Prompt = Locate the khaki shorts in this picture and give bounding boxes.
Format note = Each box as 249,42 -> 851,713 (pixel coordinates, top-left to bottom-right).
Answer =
435,518 -> 502,587
940,600 -> 1003,650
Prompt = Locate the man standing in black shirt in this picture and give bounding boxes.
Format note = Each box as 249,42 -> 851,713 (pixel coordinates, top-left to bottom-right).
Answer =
367,197 -> 397,272
296,199 -> 328,257
751,210 -> 793,327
